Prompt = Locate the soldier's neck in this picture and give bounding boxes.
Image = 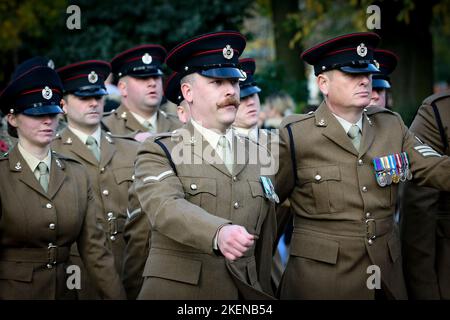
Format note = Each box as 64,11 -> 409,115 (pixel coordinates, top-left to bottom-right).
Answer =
124,102 -> 157,119
326,102 -> 363,124
18,140 -> 50,160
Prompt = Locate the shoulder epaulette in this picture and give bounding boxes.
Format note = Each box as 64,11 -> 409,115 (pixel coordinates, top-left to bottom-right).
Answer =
281,113 -> 315,128
422,90 -> 450,106
364,106 -> 395,116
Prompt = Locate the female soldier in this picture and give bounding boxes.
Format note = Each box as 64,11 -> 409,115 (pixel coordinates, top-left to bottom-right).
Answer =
0,65 -> 125,299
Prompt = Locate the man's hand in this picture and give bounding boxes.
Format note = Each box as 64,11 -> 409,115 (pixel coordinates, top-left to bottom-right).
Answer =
218,225 -> 255,261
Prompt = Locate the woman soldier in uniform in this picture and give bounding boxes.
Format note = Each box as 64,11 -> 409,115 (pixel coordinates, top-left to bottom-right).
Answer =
0,65 -> 125,299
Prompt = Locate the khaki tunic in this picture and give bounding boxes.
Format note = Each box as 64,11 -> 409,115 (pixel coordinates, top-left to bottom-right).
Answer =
102,105 -> 182,137
51,128 -> 139,298
133,123 -> 276,299
400,90 -> 450,299
0,146 -> 125,299
275,101 -> 450,299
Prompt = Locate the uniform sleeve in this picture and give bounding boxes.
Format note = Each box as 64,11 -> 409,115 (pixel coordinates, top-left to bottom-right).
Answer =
77,171 -> 126,299
134,138 -> 231,254
121,182 -> 150,300
409,104 -> 446,154
400,181 -> 441,299
400,114 -> 450,190
274,124 -> 296,205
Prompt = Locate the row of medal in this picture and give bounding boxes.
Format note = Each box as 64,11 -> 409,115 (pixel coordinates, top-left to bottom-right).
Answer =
372,152 -> 413,187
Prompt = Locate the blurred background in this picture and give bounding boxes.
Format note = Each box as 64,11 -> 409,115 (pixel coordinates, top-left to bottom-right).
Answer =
0,0 -> 449,125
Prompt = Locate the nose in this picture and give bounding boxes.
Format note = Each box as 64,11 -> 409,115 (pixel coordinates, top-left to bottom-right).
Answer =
359,74 -> 371,86
371,89 -> 379,100
224,80 -> 238,97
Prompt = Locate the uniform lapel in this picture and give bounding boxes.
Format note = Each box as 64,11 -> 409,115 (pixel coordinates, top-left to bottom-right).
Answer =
100,132 -> 116,168
61,128 -> 98,165
47,153 -> 66,199
316,102 -> 359,157
118,105 -> 147,133
232,133 -> 249,177
359,113 -> 376,157
9,146 -> 50,199
157,111 -> 170,133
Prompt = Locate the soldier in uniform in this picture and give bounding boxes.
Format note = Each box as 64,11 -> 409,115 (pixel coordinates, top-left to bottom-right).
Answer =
400,90 -> 450,299
369,49 -> 398,109
102,45 -> 181,140
164,71 -> 191,124
275,32 -> 450,300
0,64 -> 125,299
133,31 -> 276,300
51,60 -> 139,299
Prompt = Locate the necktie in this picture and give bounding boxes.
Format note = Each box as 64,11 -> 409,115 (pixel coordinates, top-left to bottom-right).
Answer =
142,120 -> 154,133
347,124 -> 361,151
218,135 -> 233,174
86,136 -> 100,161
37,162 -> 49,192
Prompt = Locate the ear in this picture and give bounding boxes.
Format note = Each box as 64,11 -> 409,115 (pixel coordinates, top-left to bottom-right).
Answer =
181,82 -> 193,103
317,73 -> 330,96
6,113 -> 18,128
61,98 -> 68,114
118,78 -> 127,97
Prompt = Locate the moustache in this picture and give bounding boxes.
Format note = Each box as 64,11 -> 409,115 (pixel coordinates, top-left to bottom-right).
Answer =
216,97 -> 240,109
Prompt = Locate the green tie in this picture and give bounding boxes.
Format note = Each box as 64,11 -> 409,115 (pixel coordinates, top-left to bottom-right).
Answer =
86,136 -> 100,161
142,120 -> 155,133
37,162 -> 49,193
347,124 -> 361,151
218,135 -> 233,174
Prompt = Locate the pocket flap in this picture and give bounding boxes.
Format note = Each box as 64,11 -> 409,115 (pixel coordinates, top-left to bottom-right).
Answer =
113,167 -> 134,184
297,165 -> 341,185
0,261 -> 33,282
143,254 -> 202,285
290,232 -> 339,264
248,181 -> 265,198
179,177 -> 217,196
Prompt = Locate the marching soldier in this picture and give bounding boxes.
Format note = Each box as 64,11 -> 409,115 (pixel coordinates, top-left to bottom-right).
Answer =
370,49 -> 398,109
400,90 -> 450,299
102,45 -> 181,140
52,60 -> 139,299
0,64 -> 125,299
275,32 -> 450,299
133,31 -> 276,299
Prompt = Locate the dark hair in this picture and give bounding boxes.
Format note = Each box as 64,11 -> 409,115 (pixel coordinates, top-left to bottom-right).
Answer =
7,122 -> 18,138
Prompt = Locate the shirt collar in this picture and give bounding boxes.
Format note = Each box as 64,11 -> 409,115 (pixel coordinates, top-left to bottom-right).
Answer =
68,125 -> 102,146
332,113 -> 363,134
131,111 -> 158,131
233,125 -> 258,142
191,118 -> 233,150
18,143 -> 52,173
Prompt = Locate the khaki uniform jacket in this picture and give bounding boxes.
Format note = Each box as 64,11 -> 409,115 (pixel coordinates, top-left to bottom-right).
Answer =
400,90 -> 450,299
133,122 -> 276,299
102,104 -> 182,137
275,101 -> 450,300
52,129 -> 139,272
0,146 -> 125,299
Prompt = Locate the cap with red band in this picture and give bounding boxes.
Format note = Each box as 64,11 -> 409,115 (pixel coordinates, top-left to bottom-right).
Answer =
301,32 -> 381,76
0,65 -> 63,116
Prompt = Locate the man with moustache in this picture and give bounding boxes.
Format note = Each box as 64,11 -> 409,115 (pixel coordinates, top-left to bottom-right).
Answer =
275,32 -> 450,300
52,60 -> 139,299
132,31 -> 276,299
102,45 -> 181,140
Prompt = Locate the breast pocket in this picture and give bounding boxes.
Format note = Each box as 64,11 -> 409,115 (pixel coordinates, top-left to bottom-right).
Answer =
247,181 -> 269,233
297,165 -> 344,214
179,177 -> 217,214
113,166 -> 134,185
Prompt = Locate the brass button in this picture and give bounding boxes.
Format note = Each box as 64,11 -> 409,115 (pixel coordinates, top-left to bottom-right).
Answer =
314,175 -> 322,181
46,264 -> 53,269
358,159 -> 363,165
110,235 -> 116,241
100,167 -> 105,173
234,202 -> 239,209
46,203 -> 53,209
232,176 -> 237,182
49,223 -> 56,230
102,189 -> 109,196
107,212 -> 114,218
362,186 -> 368,192
368,239 -> 373,245
190,184 -> 198,190
365,212 -> 371,218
